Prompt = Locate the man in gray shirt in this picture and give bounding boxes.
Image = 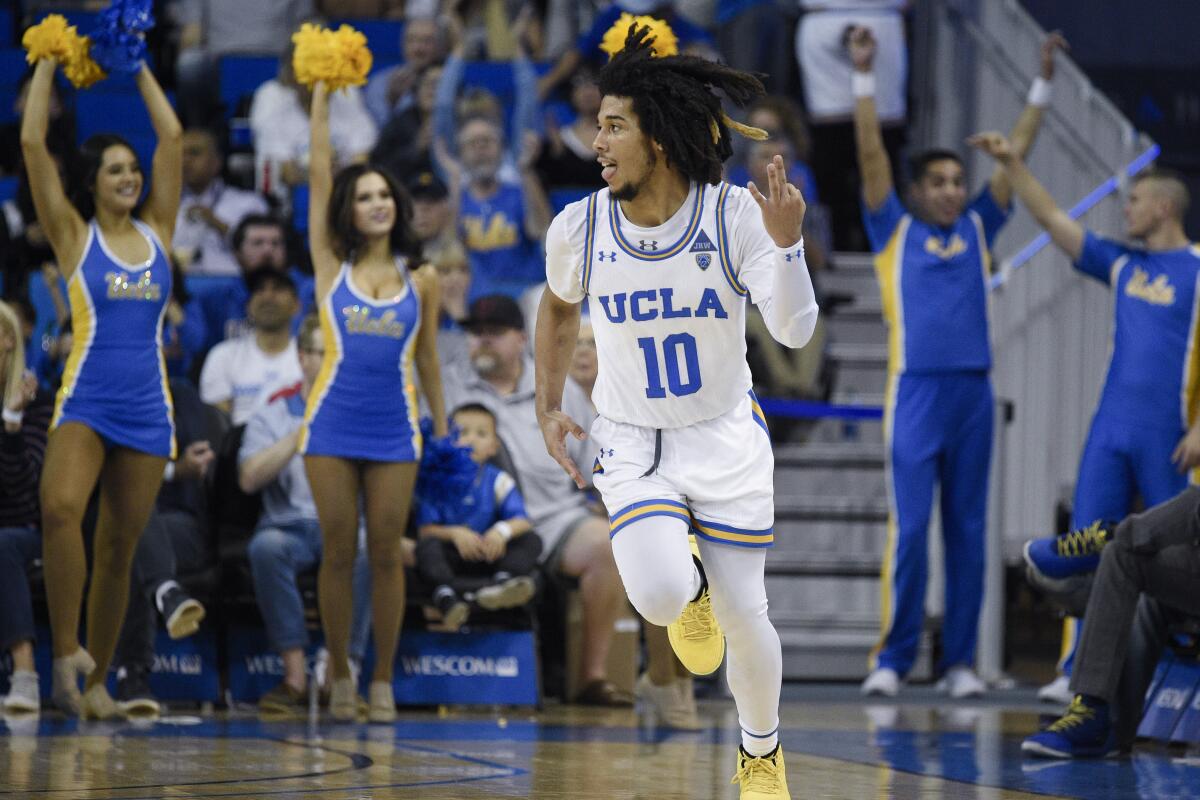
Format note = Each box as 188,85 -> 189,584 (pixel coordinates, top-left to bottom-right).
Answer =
175,0 -> 315,126
238,315 -> 372,715
443,296 -> 650,707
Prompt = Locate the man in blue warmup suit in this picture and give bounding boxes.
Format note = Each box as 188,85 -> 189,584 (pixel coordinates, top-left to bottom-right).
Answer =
970,132 -> 1200,705
851,27 -> 1065,698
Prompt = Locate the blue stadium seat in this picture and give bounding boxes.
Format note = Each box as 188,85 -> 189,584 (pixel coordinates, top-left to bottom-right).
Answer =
76,90 -> 151,140
34,9 -> 100,32
219,55 -> 279,118
549,188 -> 591,215
290,183 -> 309,234
0,175 -> 17,204
0,49 -> 24,124
330,18 -> 404,64
0,7 -> 12,48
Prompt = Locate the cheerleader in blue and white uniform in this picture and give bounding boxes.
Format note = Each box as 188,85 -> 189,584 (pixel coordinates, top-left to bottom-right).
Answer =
303,79 -> 448,722
21,52 -> 183,718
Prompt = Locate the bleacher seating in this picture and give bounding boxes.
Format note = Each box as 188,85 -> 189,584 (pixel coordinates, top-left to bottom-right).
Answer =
219,55 -> 279,119
329,18 -> 404,65
0,175 -> 18,204
0,7 -> 12,48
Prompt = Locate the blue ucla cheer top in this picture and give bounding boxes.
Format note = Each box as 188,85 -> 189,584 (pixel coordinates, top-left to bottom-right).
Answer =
52,220 -> 176,458
300,259 -> 422,462
1075,232 -> 1200,432
864,189 -> 1009,373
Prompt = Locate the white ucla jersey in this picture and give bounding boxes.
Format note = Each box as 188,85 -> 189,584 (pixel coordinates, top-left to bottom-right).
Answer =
547,181 -> 786,429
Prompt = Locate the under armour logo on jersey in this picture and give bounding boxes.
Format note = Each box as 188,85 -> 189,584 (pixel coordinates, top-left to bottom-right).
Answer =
688,230 -> 717,253
600,448 -> 614,458
638,240 -> 658,251
597,251 -> 617,262
784,250 -> 803,262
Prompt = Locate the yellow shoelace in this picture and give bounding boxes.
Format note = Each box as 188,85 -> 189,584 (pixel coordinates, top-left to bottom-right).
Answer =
679,592 -> 719,640
733,752 -> 783,791
1056,520 -> 1109,557
1047,697 -> 1094,733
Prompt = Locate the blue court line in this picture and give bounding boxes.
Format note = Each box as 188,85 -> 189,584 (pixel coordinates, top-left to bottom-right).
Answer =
989,143 -> 1162,291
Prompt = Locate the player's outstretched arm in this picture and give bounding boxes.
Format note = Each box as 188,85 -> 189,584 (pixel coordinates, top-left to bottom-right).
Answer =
534,289 -> 587,489
849,27 -> 893,212
968,132 -> 1084,262
989,32 -> 1068,209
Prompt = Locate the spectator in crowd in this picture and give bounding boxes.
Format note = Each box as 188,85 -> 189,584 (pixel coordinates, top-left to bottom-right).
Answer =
536,0 -> 715,101
173,128 -> 271,277
0,67 -> 75,177
714,0 -> 794,96
371,65 -> 443,184
438,114 -> 550,301
364,14 -> 447,127
428,239 -> 471,373
431,4 -> 541,183
249,37 -> 378,207
199,214 -> 314,348
317,0 -> 405,17
200,270 -> 303,425
0,299 -> 52,714
239,315 -> 374,717
111,381 -> 216,717
742,138 -> 827,271
567,317 -> 596,401
797,0 -> 909,251
852,27 -> 1056,699
2,158 -> 71,294
416,402 -> 539,630
443,295 -> 633,706
162,261 -> 209,380
408,172 -> 456,256
1020,489 -> 1200,758
175,0 -> 317,126
535,66 -> 605,199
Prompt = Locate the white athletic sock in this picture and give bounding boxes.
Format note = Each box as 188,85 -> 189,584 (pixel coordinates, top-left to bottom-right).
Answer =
741,726 -> 779,757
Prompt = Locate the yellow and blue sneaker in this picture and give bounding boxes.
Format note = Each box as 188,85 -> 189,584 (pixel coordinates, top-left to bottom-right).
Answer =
667,534 -> 725,675
732,745 -> 791,798
1022,695 -> 1118,759
1023,519 -> 1113,588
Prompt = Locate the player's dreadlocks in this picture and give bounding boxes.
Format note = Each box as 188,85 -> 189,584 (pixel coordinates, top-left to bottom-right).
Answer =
597,23 -> 768,186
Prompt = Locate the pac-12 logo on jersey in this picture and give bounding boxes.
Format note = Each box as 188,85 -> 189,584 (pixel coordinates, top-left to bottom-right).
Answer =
696,254 -> 712,270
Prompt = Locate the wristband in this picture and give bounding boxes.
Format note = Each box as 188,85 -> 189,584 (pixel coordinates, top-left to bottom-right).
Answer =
495,521 -> 514,542
163,461 -> 176,482
1027,76 -> 1052,108
851,71 -> 876,99
1,408 -> 22,426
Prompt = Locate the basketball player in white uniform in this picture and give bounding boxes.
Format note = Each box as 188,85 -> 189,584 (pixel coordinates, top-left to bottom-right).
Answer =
534,26 -> 818,799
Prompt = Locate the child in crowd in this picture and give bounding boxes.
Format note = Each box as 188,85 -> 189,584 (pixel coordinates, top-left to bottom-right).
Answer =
416,403 -> 541,630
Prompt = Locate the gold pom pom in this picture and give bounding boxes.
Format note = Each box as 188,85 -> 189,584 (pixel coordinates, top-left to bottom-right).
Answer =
64,38 -> 106,89
292,23 -> 373,91
23,14 -> 79,65
599,13 -> 679,59
22,14 -> 107,88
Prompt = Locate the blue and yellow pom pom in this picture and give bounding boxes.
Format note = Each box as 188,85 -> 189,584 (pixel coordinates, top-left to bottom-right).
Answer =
599,13 -> 679,59
292,23 -> 373,91
415,418 -> 477,516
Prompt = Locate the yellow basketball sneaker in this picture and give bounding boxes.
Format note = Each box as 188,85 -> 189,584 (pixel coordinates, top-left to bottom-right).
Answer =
732,746 -> 791,799
667,534 -> 725,675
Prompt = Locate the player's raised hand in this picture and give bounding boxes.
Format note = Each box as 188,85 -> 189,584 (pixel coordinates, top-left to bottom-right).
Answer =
538,409 -> 587,489
846,26 -> 877,72
748,155 -> 806,249
967,131 -> 1015,163
1040,31 -> 1069,80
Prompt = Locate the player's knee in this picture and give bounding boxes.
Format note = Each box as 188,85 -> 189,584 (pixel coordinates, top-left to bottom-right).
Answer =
626,580 -> 691,627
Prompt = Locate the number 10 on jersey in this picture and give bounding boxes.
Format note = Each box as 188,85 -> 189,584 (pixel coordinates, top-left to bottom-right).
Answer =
636,334 -> 702,398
